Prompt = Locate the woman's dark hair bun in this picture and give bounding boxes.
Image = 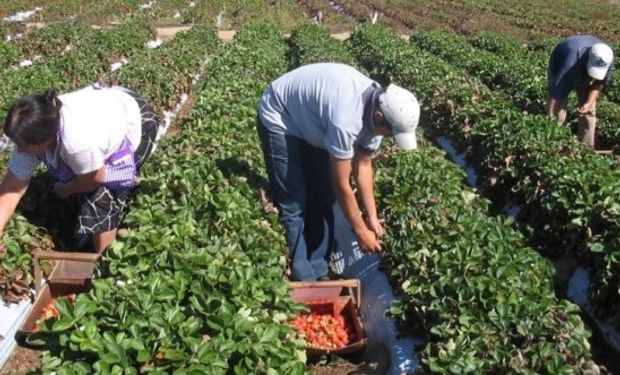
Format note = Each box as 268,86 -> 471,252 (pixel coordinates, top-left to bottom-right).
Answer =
44,88 -> 60,108
4,88 -> 62,148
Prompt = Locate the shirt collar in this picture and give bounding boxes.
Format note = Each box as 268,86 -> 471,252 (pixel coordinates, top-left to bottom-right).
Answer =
362,84 -> 381,131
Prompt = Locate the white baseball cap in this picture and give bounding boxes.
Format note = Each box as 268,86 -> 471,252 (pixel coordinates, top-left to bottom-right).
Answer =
587,43 -> 613,81
378,84 -> 420,150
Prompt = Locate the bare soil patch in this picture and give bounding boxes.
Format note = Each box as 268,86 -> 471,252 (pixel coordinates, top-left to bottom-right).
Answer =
137,26 -> 237,43
156,25 -> 191,41
0,346 -> 41,375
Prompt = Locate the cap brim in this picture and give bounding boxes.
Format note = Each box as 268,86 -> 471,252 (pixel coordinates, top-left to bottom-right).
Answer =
394,131 -> 417,150
587,65 -> 609,81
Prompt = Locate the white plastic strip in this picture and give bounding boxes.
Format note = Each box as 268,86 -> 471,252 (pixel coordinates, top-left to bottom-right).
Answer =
434,136 -> 478,187
0,299 -> 32,370
3,7 -> 42,22
568,268 -> 620,354
332,205 -> 421,374
146,39 -> 163,49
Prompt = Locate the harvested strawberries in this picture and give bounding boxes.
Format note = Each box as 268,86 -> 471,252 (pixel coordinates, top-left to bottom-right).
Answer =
290,311 -> 357,349
33,293 -> 76,332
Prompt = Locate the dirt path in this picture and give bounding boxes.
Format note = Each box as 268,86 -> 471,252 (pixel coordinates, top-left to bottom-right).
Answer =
21,22 -> 410,43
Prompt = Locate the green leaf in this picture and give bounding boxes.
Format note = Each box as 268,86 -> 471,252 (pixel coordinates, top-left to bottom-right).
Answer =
73,299 -> 91,320
589,242 -> 604,253
55,298 -> 75,320
52,316 -> 75,332
260,326 -> 278,343
137,349 -> 152,362
101,352 -> 121,365
104,340 -> 125,363
272,312 -> 288,323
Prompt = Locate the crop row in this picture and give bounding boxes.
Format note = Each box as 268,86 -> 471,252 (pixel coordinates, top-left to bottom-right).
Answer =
411,30 -> 620,153
0,18 -> 156,305
347,23 -> 620,335
38,21 -> 307,374
0,18 -> 155,124
349,24 -> 601,373
284,22 -> 600,373
0,1 -> 144,24
467,31 -> 620,110
293,0 -> 355,33
471,0 -> 620,39
286,23 -> 355,69
0,20 -> 26,37
4,21 -> 95,72
0,0 -> 310,31
0,21 -> 217,305
106,24 -> 219,112
469,32 -> 620,143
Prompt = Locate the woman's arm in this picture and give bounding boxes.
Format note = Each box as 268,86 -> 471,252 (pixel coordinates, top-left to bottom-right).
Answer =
53,166 -> 106,199
0,171 -> 30,237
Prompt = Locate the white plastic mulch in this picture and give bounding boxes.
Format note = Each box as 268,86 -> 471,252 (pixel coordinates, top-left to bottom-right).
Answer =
567,268 -> 620,354
109,58 -> 129,72
0,299 -> 32,370
434,136 -> 478,187
331,206 -> 421,374
3,7 -> 42,22
139,1 -> 155,10
146,39 -> 163,49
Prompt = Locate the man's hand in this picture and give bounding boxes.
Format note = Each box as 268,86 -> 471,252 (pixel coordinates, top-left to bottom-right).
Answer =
577,102 -> 594,115
365,216 -> 384,238
355,227 -> 382,253
53,182 -> 72,199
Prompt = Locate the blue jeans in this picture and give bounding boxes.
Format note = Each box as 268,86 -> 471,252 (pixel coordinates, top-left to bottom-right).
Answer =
257,121 -> 335,281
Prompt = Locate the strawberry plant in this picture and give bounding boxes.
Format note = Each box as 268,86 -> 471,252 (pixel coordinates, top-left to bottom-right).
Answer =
0,18 -> 156,304
17,21 -> 93,61
108,24 -> 220,112
348,23 -> 620,336
37,21 -> 308,374
351,26 -> 614,372
287,22 -> 598,372
287,23 -> 356,69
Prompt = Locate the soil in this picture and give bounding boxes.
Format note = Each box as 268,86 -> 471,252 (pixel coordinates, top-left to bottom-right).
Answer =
155,27 -> 237,43
217,30 -> 236,43
0,347 -> 41,375
155,25 -> 191,41
308,354 -> 387,375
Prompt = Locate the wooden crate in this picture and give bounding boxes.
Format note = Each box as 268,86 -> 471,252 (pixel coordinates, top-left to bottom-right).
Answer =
288,279 -> 366,355
15,250 -> 101,348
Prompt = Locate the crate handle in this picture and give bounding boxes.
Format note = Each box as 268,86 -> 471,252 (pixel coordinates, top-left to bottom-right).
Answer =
289,279 -> 361,308
33,250 -> 101,296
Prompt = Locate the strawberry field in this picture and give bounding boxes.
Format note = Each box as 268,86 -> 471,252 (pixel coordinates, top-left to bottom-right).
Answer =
0,1 -> 619,374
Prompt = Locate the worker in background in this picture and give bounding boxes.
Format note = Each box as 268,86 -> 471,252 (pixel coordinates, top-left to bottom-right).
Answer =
547,35 -> 614,149
257,63 -> 420,281
0,83 -> 159,253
